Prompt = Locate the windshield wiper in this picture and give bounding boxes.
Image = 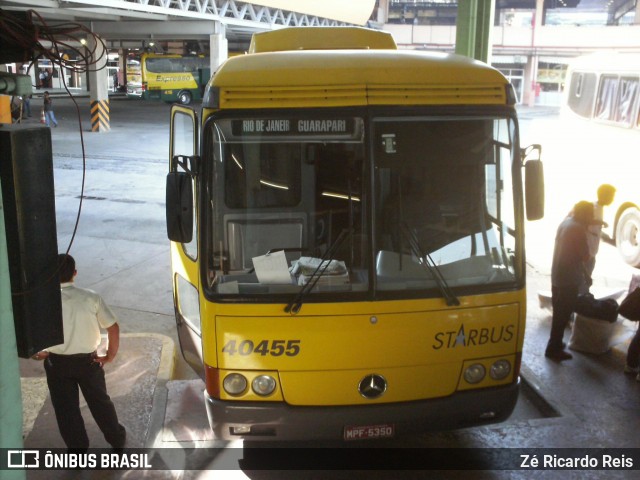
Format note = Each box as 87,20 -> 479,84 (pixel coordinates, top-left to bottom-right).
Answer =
285,228 -> 352,315
399,223 -> 460,307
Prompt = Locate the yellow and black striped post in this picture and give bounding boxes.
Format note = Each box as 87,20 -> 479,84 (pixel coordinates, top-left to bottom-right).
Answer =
90,100 -> 110,132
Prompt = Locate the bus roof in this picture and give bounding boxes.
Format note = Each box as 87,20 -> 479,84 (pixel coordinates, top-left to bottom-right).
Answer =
568,52 -> 640,74
210,45 -> 510,108
248,27 -> 397,53
208,27 -> 511,108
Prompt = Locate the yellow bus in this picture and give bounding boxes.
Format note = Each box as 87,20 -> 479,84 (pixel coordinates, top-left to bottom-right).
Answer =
564,53 -> 640,267
166,26 -> 544,441
126,53 -> 209,105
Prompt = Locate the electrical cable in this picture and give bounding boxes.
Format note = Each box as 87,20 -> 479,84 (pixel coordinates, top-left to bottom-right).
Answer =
0,8 -> 108,74
1,9 -> 104,296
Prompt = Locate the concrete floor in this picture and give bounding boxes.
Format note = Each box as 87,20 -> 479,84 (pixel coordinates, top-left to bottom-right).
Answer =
12,95 -> 640,478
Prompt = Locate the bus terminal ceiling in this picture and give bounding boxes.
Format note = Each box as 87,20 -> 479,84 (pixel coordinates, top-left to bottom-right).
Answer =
0,0 -> 377,51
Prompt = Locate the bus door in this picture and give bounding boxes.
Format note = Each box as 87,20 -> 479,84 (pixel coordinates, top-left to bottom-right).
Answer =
167,105 -> 203,377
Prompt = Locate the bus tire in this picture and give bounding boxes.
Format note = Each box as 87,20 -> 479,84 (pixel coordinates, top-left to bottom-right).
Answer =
178,91 -> 192,105
615,207 -> 640,267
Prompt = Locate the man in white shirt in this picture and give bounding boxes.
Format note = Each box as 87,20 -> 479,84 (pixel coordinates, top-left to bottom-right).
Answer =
33,254 -> 126,451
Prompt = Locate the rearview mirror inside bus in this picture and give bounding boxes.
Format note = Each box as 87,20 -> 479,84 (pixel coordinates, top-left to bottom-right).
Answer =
524,158 -> 544,221
166,171 -> 194,243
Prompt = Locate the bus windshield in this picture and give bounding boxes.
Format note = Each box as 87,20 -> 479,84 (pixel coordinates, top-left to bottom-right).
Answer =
204,112 -> 522,302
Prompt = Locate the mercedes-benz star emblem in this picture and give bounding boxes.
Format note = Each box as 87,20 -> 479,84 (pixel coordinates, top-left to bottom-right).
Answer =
358,374 -> 387,399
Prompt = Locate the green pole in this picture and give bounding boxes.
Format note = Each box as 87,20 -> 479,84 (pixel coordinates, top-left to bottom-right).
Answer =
0,180 -> 26,480
474,0 -> 495,64
455,0 -> 496,63
455,0 -> 477,59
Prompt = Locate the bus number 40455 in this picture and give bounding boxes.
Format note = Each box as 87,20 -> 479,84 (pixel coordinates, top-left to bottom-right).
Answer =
222,339 -> 301,357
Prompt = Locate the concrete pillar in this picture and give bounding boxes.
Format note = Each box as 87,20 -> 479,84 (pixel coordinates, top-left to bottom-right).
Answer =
534,0 -> 545,28
524,54 -> 539,107
121,48 -> 130,91
635,0 -> 640,25
87,34 -> 110,132
377,0 -> 389,24
525,0 -> 545,106
210,22 -> 228,74
0,179 -> 26,480
455,0 -> 495,64
117,48 -> 126,91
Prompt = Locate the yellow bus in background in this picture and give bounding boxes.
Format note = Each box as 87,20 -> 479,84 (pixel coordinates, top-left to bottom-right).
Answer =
166,27 -> 544,441
126,53 -> 209,105
564,53 -> 640,267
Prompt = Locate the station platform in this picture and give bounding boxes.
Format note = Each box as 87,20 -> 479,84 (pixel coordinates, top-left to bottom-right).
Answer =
18,299 -> 640,462
11,99 -> 640,477
15,314 -> 640,479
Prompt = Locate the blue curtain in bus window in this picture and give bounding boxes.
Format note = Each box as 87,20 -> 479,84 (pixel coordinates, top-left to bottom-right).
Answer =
614,77 -> 639,126
595,75 -> 619,121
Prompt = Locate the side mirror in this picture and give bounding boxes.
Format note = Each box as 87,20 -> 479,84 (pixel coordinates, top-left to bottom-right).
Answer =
166,172 -> 193,243
525,158 -> 544,221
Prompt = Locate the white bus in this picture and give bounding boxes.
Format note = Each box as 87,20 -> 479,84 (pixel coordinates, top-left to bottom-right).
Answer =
564,52 -> 640,267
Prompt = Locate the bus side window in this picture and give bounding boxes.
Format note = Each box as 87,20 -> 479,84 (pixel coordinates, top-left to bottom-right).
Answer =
595,75 -> 619,121
615,77 -> 639,126
575,73 -> 583,98
568,72 -> 597,119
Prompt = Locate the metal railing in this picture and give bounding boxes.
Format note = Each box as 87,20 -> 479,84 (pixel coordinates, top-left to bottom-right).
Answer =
60,0 -> 350,27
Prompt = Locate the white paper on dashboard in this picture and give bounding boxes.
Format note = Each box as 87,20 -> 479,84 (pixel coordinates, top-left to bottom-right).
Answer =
217,281 -> 239,294
252,250 -> 292,284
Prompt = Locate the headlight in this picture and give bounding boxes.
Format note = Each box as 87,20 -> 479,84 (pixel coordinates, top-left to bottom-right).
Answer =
464,364 -> 486,384
223,373 -> 248,396
252,375 -> 277,396
490,359 -> 511,380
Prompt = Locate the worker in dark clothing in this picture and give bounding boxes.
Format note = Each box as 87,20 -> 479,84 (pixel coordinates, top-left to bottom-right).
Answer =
546,201 -> 594,361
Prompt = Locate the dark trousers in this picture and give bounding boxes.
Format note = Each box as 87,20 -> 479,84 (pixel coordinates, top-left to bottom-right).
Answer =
548,285 -> 580,352
44,353 -> 125,450
627,325 -> 640,369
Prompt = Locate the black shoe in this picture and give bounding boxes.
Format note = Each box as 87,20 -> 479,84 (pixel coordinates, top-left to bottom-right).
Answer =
545,349 -> 573,361
110,424 -> 127,450
67,447 -> 88,454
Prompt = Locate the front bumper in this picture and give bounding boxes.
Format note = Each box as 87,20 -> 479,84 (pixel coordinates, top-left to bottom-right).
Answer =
205,380 -> 519,441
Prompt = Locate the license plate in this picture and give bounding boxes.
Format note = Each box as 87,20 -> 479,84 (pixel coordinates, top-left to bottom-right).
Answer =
344,424 -> 395,441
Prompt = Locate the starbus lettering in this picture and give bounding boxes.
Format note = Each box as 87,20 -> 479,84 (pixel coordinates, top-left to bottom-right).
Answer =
432,324 -> 515,349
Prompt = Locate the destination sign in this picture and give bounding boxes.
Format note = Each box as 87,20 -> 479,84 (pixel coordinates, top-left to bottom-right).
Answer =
232,118 -> 356,137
